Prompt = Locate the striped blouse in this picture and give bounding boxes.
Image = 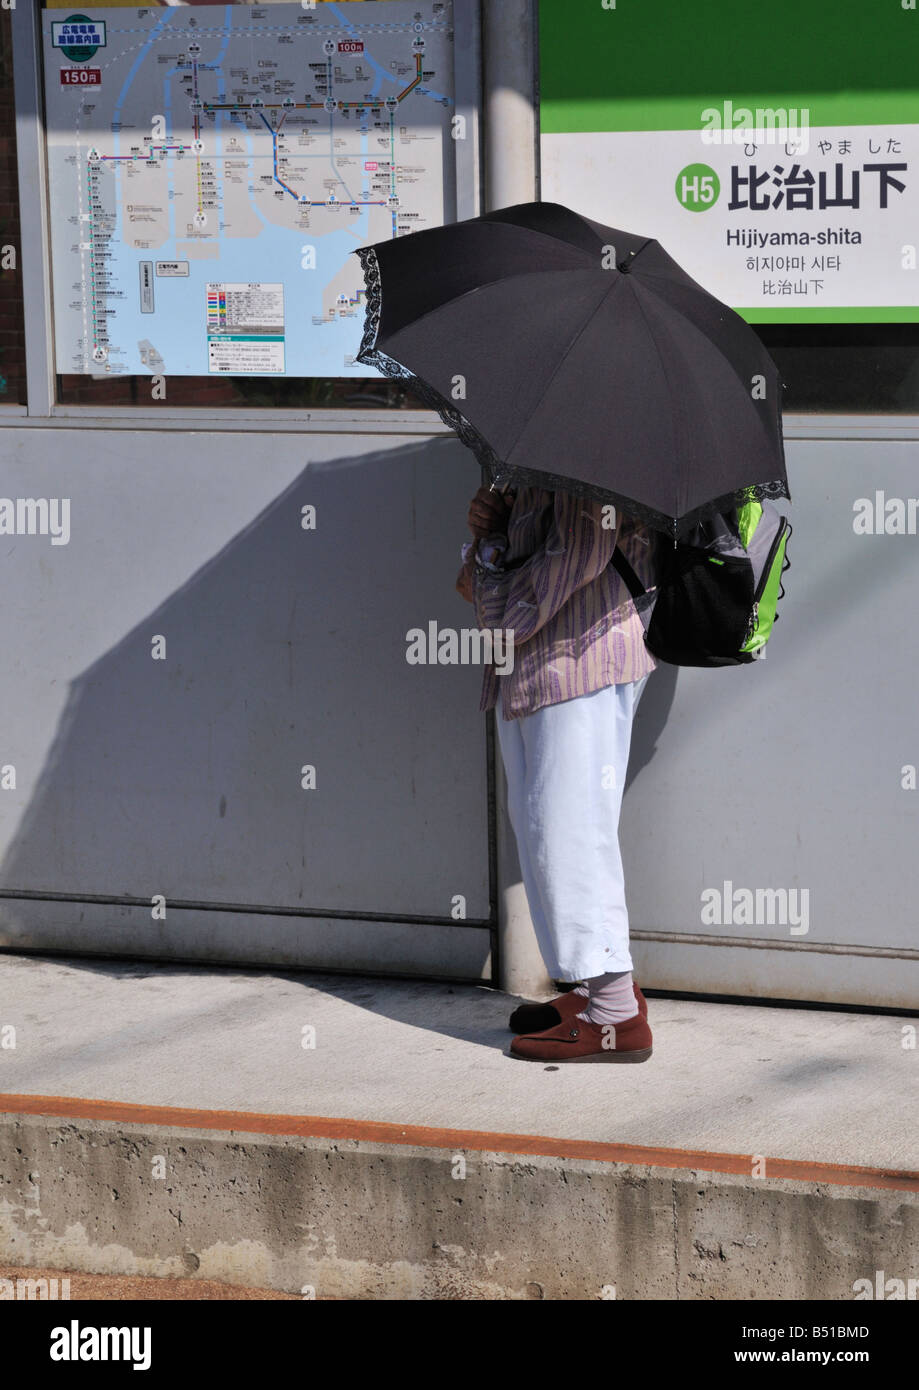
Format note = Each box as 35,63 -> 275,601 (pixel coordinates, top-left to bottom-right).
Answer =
471,486 -> 658,720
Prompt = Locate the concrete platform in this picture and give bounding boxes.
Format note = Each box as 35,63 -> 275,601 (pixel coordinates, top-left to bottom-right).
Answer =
1,952 -> 917,1299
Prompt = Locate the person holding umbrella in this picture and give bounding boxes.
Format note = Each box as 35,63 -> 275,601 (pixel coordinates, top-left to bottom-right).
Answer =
354,200 -> 788,1062
456,484 -> 657,1063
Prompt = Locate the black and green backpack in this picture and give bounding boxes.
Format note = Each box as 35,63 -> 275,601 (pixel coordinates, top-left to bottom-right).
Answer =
611,497 -> 791,667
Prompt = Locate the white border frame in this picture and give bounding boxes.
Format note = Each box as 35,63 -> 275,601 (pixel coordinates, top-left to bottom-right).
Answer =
1,411 -> 918,437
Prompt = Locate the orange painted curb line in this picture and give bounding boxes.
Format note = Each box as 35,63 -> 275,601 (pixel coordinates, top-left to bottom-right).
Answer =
2,1092 -> 918,1194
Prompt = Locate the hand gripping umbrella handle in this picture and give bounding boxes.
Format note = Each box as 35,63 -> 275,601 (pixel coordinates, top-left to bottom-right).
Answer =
477,477 -> 513,568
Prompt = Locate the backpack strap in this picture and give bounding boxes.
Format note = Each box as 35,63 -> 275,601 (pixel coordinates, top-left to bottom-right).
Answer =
610,546 -> 646,601
610,546 -> 655,633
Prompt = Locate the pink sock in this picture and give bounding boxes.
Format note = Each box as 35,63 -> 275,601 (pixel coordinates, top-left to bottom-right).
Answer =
577,971 -> 636,1026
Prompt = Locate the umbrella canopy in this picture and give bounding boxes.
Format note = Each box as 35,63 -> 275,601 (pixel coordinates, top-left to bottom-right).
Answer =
354,201 -> 789,538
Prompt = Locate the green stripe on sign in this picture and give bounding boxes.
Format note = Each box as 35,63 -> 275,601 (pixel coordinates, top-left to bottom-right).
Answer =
735,307 -> 919,324
539,0 -> 919,134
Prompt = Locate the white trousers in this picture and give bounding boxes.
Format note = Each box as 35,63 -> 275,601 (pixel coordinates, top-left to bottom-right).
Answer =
496,676 -> 650,981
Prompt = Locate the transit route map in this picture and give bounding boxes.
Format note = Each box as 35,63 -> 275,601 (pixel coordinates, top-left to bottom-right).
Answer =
42,2 -> 455,376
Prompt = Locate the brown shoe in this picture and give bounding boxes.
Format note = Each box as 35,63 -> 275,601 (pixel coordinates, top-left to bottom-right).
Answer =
510,1009 -> 653,1064
508,983 -> 647,1034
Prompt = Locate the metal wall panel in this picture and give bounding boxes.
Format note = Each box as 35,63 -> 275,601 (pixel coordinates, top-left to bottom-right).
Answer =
0,428 -> 493,978
622,436 -> 919,1007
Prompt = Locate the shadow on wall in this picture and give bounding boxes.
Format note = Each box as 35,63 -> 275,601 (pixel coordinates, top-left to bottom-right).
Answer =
625,662 -> 678,794
0,435 -> 494,966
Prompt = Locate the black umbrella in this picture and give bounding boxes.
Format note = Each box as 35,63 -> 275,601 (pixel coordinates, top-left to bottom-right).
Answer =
354,201 -> 788,538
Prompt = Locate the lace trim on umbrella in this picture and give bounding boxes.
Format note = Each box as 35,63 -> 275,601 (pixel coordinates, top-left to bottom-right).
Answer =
355,244 -> 507,474
353,245 -> 791,541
